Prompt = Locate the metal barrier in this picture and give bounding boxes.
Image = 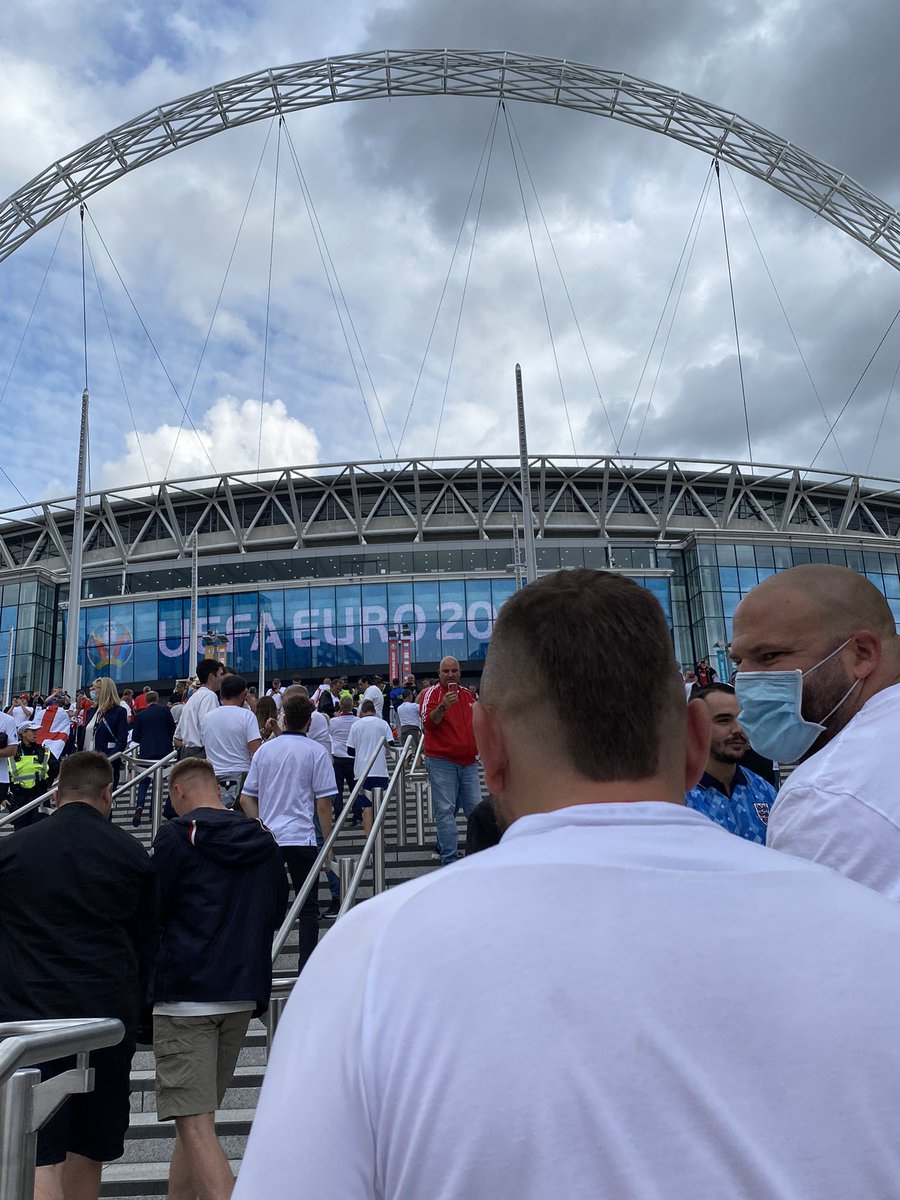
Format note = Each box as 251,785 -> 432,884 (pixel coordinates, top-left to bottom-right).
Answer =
338,736 -> 414,916
0,1018 -> 124,1200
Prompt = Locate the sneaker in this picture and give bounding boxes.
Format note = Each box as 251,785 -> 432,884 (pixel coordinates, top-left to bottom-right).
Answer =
321,899 -> 341,920
131,811 -> 143,828
430,850 -> 441,862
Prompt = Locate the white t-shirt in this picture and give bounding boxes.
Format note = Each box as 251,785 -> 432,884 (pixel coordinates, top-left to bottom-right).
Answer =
329,713 -> 358,757
201,705 -> 260,775
241,732 -> 336,846
175,687 -> 219,747
767,681 -> 900,900
360,684 -> 384,719
234,802 -> 900,1200
307,710 -> 332,755
0,712 -> 19,784
10,705 -> 33,727
267,689 -> 284,710
346,716 -> 393,780
396,701 -> 422,730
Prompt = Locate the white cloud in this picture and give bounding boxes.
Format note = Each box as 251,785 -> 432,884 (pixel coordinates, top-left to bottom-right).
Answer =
98,395 -> 320,486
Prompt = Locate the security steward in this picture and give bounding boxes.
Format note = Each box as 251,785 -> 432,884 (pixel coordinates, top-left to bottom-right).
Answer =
7,720 -> 53,828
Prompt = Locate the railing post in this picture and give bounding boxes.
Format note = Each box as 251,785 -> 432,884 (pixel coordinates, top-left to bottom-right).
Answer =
0,1067 -> 39,1200
372,787 -> 386,895
413,779 -> 425,846
150,763 -> 165,841
396,766 -> 407,849
337,855 -> 357,906
266,982 -> 294,1060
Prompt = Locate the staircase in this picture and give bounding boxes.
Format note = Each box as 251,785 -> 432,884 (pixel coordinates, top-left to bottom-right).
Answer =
97,771 -> 475,1199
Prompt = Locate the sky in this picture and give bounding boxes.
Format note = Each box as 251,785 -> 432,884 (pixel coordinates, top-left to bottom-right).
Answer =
2,0 -> 900,511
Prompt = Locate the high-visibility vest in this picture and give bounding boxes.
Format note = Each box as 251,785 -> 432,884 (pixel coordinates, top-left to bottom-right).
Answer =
9,746 -> 50,790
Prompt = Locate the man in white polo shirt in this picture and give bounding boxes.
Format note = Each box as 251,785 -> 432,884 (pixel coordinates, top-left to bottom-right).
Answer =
236,569 -> 900,1200
346,700 -> 393,836
239,693 -> 336,974
173,660 -> 225,759
200,674 -> 261,807
359,675 -> 384,719
732,563 -> 900,899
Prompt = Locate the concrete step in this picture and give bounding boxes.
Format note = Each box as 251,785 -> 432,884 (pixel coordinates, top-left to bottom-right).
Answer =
101,1160 -> 241,1198
118,1109 -> 255,1163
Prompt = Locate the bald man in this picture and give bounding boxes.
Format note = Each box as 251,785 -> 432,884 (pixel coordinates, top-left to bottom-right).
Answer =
732,563 -> 900,898
419,657 -> 480,865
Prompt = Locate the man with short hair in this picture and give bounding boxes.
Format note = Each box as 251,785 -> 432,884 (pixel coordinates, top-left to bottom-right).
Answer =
236,569 -> 900,1200
732,563 -> 900,899
133,684 -> 152,713
174,660 -> 225,758
201,674 -> 262,808
419,657 -> 480,865
0,751 -> 155,1200
685,684 -> 776,843
346,700 -> 394,835
131,691 -> 177,826
682,667 -> 697,699
397,688 -> 422,746
152,757 -> 288,1200
360,675 -> 384,719
266,679 -> 284,710
240,695 -> 336,973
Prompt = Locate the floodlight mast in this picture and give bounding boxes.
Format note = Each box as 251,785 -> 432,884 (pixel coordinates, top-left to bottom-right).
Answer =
62,387 -> 89,699
515,365 -> 538,586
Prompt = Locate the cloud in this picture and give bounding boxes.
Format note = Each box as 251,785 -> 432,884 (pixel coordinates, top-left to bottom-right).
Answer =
4,0 -> 900,512
98,395 -> 320,486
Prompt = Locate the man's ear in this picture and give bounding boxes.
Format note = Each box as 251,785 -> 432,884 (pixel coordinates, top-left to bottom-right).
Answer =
473,702 -> 508,797
684,700 -> 711,792
850,630 -> 881,681
102,781 -> 114,814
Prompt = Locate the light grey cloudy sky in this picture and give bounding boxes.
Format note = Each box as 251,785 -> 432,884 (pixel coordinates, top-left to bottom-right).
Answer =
2,0 -> 900,510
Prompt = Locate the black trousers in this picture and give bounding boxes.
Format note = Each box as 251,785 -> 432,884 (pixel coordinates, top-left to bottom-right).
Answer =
279,845 -> 320,974
332,756 -> 355,813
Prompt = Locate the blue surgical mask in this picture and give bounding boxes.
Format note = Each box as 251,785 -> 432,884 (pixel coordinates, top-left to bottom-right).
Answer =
734,638 -> 859,763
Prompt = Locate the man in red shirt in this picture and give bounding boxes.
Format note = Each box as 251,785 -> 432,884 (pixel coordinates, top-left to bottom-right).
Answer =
419,656 -> 480,865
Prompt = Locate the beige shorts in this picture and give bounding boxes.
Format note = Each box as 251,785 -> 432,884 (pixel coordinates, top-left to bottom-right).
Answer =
154,1010 -> 251,1121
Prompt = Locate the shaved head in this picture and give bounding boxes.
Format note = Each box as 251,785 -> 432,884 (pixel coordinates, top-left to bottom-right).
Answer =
738,564 -> 895,642
732,563 -> 900,750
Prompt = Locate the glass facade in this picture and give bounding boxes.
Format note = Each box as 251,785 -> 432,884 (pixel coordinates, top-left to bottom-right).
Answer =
64,575 -> 671,684
4,535 -> 900,691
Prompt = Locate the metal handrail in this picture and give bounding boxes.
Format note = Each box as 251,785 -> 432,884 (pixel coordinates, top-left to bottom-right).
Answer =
338,736 -> 414,917
408,730 -> 426,774
270,736 -> 386,964
0,1018 -> 123,1091
0,747 -> 133,830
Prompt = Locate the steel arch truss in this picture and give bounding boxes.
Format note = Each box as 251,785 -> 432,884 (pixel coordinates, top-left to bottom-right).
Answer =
3,50 -> 900,269
0,456 -> 897,576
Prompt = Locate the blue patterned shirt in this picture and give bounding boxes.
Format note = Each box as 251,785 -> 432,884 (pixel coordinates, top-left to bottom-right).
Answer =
685,766 -> 777,844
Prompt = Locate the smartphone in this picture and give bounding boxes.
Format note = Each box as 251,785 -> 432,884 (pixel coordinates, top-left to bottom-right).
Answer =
448,682 -> 459,693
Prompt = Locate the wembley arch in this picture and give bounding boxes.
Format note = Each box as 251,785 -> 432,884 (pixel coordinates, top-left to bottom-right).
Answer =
2,48 -> 900,270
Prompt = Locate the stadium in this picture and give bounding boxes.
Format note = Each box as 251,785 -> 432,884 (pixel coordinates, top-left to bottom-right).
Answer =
0,452 -> 899,694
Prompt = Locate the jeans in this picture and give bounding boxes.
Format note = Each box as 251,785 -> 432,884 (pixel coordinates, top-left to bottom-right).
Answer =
426,757 -> 481,866
279,845 -> 321,973
313,810 -> 340,902
333,757 -> 355,812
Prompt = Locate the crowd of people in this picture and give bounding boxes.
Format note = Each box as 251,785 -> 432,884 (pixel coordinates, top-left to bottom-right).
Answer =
2,561 -> 900,1198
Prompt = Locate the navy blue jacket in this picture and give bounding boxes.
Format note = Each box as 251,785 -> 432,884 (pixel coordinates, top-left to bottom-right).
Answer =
151,808 -> 289,1014
132,703 -> 176,761
86,703 -> 129,757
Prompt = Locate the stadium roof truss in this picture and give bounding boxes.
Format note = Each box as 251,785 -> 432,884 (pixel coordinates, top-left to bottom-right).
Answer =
0,457 -> 897,576
3,50 -> 900,271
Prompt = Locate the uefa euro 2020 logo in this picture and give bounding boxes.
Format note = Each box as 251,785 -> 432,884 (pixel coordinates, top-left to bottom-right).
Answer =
87,622 -> 134,671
